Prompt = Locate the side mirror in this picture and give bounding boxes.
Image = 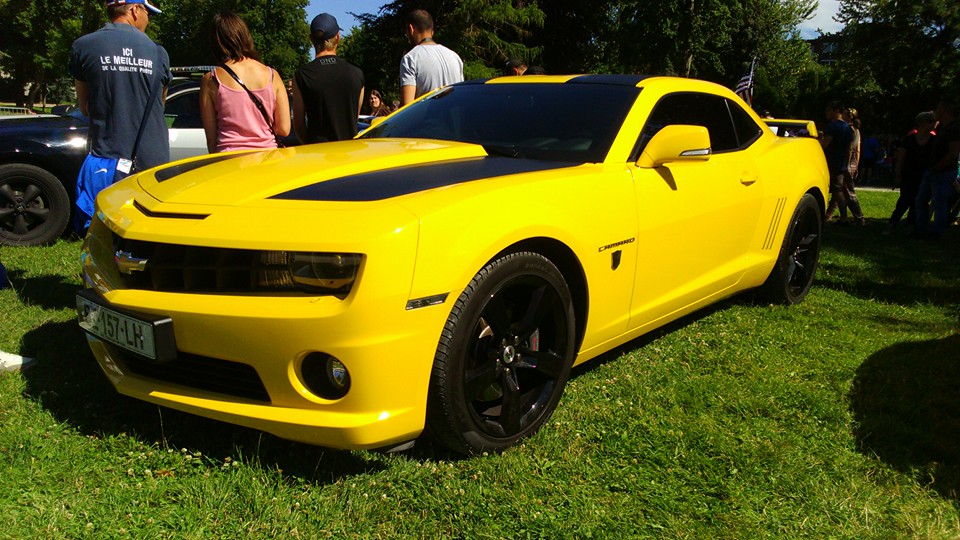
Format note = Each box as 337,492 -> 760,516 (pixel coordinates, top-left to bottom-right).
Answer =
636,125 -> 712,168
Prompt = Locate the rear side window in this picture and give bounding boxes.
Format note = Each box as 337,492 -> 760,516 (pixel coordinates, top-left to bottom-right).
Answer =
633,92 -> 750,159
728,98 -> 762,147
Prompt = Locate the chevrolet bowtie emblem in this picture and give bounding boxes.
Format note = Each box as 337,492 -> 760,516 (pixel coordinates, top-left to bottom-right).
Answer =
115,250 -> 149,274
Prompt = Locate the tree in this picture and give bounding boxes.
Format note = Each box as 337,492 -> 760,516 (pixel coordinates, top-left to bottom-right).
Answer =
835,0 -> 960,132
150,0 -> 310,81
338,0 -> 545,105
0,0 -> 86,107
0,0 -> 309,108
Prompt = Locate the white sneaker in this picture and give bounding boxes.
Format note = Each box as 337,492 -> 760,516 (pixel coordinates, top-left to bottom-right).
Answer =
0,351 -> 35,372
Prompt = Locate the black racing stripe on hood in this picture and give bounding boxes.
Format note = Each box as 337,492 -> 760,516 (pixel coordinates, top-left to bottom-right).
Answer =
154,154 -> 242,182
270,157 -> 580,202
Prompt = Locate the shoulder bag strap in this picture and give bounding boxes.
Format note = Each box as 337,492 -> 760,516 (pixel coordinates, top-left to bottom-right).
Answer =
219,64 -> 278,138
129,43 -> 165,166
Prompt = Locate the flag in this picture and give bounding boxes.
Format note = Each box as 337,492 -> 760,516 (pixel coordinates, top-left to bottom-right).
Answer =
735,58 -> 756,106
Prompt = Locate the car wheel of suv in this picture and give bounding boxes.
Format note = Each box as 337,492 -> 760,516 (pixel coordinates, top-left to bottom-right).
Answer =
759,193 -> 822,305
0,163 -> 71,246
427,252 -> 576,455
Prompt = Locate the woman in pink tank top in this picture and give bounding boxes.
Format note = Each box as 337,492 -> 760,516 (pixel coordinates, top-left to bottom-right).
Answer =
200,11 -> 290,153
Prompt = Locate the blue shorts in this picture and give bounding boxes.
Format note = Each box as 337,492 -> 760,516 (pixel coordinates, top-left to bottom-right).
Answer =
74,153 -> 123,233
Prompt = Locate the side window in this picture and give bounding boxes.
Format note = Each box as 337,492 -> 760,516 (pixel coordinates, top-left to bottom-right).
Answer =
633,92 -> 740,159
164,89 -> 202,129
727,98 -> 762,148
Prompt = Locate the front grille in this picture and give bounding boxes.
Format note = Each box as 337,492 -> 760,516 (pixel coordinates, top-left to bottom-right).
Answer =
116,347 -> 271,403
113,234 -> 298,293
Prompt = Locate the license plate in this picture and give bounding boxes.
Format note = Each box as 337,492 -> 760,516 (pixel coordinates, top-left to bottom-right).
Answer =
76,289 -> 176,362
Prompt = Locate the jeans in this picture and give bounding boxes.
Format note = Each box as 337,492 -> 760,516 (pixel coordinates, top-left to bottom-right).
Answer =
914,168 -> 959,235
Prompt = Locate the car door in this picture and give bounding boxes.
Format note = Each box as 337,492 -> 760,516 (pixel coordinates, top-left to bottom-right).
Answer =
626,92 -> 764,330
164,84 -> 208,161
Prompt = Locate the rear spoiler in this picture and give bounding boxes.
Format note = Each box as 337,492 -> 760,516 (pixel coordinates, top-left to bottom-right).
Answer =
764,119 -> 818,139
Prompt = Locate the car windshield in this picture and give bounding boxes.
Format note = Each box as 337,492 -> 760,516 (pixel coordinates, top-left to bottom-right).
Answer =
359,82 -> 641,163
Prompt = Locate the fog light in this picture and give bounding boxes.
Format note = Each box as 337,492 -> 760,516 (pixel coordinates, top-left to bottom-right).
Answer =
301,352 -> 350,399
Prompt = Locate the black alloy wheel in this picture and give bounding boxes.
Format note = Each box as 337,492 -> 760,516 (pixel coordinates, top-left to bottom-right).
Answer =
427,252 -> 576,455
0,163 -> 71,246
760,193 -> 822,304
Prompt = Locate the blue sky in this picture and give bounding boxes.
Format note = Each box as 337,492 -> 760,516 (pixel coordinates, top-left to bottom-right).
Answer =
306,0 -> 841,40
305,0 -> 385,35
798,0 -> 842,38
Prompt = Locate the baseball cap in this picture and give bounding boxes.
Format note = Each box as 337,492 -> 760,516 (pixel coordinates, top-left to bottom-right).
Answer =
311,13 -> 342,40
105,0 -> 162,14
505,57 -> 526,70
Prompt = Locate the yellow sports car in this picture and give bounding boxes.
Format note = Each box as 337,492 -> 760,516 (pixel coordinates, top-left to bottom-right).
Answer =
77,75 -> 828,455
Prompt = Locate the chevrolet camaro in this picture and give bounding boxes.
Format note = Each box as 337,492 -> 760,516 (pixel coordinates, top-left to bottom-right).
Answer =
77,75 -> 829,455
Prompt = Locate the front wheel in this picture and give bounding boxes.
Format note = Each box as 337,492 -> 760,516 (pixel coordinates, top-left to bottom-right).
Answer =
759,193 -> 822,304
427,252 -> 576,455
0,163 -> 71,246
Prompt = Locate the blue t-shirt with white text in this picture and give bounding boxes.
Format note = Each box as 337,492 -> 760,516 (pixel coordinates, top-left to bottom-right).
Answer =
69,23 -> 172,169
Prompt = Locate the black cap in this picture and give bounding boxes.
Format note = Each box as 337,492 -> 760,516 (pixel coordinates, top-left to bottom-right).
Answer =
311,13 -> 342,40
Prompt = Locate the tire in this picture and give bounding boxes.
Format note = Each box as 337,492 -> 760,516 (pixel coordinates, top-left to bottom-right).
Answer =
427,252 -> 576,455
0,163 -> 71,246
759,193 -> 822,304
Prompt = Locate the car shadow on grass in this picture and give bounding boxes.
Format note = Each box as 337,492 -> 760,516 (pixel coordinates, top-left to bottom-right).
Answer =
6,269 -> 80,311
848,333 -> 960,501
18,320 -> 387,483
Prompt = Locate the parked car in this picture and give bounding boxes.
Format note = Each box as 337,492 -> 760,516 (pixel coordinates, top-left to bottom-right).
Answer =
0,78 -> 207,246
77,75 -> 829,455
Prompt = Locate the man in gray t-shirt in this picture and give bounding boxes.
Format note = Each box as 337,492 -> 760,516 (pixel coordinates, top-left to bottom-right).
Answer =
400,10 -> 463,106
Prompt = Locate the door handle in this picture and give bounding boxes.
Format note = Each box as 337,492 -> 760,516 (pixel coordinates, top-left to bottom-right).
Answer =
740,177 -> 757,186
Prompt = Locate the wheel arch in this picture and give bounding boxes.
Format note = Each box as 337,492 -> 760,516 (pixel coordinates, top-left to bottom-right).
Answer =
490,237 -> 589,354
0,152 -> 79,203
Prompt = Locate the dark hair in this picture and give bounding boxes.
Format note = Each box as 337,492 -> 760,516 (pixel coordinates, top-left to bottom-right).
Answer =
827,100 -> 843,112
406,9 -> 434,32
210,11 -> 260,64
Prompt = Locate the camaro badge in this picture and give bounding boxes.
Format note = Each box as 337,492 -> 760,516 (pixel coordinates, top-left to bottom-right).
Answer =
115,250 -> 148,274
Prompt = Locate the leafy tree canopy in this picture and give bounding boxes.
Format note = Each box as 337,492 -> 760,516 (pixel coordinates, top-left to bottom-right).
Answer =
835,0 -> 960,132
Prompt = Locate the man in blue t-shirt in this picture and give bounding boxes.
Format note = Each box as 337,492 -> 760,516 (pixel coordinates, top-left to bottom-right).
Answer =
821,101 -> 853,222
69,0 -> 171,231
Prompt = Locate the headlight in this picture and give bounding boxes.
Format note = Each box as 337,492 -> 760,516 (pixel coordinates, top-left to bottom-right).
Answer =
288,252 -> 362,296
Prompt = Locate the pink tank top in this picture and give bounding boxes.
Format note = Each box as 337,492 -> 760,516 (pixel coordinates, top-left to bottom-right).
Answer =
214,67 -> 277,152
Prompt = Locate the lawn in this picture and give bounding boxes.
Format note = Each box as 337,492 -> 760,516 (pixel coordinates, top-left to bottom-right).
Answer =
1,190 -> 958,538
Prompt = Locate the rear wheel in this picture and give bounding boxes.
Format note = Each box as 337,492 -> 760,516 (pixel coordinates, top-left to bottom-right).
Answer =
427,252 -> 576,455
0,164 -> 71,246
759,193 -> 822,304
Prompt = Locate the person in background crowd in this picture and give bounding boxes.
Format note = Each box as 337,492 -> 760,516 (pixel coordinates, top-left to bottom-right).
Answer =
526,65 -> 546,75
368,89 -> 392,116
293,13 -> 365,143
831,107 -> 866,225
860,130 -> 883,184
913,98 -> 960,240
822,101 -> 855,224
200,11 -> 290,153
884,111 -> 936,234
400,9 -> 463,106
69,0 -> 171,232
505,57 -> 527,76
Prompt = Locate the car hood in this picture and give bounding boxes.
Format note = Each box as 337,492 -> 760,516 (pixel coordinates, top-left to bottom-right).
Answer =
0,114 -> 86,138
136,139 -> 577,207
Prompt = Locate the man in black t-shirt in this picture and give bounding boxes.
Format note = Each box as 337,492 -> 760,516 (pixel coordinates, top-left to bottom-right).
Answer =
293,13 -> 365,144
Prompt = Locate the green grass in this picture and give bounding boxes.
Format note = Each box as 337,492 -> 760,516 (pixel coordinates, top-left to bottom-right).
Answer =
2,190 -> 959,538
